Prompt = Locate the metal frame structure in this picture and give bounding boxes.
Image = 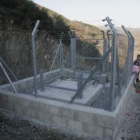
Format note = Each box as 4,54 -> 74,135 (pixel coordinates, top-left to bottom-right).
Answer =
0,17 -> 134,112
29,17 -> 135,110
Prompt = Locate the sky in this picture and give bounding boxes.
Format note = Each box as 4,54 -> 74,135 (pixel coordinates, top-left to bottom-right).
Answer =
34,0 -> 140,28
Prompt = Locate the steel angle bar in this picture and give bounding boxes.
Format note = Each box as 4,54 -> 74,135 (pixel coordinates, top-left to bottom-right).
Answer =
18,92 -> 70,103
63,75 -> 81,80
0,57 -> 18,81
76,38 -> 104,41
76,56 -> 102,60
0,62 -> 17,93
45,84 -> 77,92
37,94 -> 70,103
70,46 -> 113,103
45,76 -> 61,84
76,70 -> 91,73
50,43 -> 61,71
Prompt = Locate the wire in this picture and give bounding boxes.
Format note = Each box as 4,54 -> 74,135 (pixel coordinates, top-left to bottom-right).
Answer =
77,19 -> 103,23
112,20 -> 123,27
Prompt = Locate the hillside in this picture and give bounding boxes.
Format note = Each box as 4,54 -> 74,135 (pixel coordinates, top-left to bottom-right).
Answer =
129,28 -> 140,46
0,0 -> 137,75
0,0 -> 101,40
128,28 -> 140,58
0,0 -> 103,84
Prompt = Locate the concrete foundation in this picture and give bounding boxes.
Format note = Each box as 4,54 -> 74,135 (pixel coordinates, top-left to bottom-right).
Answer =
0,69 -> 135,140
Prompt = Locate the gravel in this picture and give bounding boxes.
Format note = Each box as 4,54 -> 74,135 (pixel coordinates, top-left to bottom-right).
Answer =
117,83 -> 140,140
91,85 -> 119,111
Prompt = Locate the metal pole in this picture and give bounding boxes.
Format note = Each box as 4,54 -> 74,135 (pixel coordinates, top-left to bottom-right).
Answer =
102,38 -> 107,74
116,51 -> 121,96
0,62 -> 17,93
121,26 -> 133,85
106,17 -> 117,111
60,37 -> 65,78
31,20 -> 40,97
70,38 -> 76,75
0,57 -> 18,81
106,30 -> 112,74
77,74 -> 83,99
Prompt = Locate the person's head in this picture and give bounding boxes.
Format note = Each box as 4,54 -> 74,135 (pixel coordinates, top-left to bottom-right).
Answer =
137,54 -> 140,60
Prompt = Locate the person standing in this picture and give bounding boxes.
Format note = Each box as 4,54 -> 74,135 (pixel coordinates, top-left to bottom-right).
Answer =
133,54 -> 140,83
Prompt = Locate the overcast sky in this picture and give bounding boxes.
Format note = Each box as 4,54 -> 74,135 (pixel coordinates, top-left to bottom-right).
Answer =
34,0 -> 140,28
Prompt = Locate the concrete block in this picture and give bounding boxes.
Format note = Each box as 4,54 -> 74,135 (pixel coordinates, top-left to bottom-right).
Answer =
43,113 -> 52,123
0,101 -> 7,109
113,125 -> 120,140
7,103 -> 14,111
61,108 -> 76,119
14,106 -> 23,115
96,114 -> 115,129
20,99 -> 30,108
1,94 -> 8,102
21,108 -> 28,116
100,74 -> 107,84
8,96 -> 17,104
67,120 -> 83,132
48,106 -> 62,116
39,103 -> 49,114
0,101 -> 3,108
38,112 -> 44,122
0,94 -> 3,100
77,111 -> 95,124
29,101 -> 41,111
83,123 -> 103,137
86,85 -> 103,106
52,115 -> 67,128
26,109 -> 36,118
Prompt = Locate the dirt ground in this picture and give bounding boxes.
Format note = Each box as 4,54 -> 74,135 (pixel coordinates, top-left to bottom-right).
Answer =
0,83 -> 140,140
117,82 -> 140,140
0,111 -> 86,140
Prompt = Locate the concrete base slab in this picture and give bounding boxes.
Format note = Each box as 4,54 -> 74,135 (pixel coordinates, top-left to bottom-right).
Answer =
34,78 -> 103,105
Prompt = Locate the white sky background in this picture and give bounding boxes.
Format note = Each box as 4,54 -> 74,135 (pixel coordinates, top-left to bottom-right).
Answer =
34,0 -> 140,28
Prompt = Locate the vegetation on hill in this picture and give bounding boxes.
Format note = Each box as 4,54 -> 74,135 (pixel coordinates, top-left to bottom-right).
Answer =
0,0 -> 70,41
0,0 -> 101,60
